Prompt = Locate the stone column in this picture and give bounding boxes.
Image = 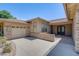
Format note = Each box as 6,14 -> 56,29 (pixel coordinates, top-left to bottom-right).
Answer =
73,5 -> 79,52
4,22 -> 12,39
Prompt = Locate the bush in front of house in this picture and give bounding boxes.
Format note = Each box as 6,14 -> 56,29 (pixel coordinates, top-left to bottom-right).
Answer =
0,37 -> 7,44
3,42 -> 12,53
0,36 -> 12,53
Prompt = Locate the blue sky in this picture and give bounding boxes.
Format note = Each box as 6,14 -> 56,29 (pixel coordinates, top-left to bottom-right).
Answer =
0,3 -> 66,21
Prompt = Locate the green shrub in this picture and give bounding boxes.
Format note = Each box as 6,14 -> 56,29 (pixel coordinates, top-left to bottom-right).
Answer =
3,42 -> 12,53
0,36 -> 7,44
0,36 -> 12,53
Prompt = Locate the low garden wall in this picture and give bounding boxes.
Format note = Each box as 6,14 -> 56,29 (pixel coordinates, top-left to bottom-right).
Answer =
30,32 -> 55,42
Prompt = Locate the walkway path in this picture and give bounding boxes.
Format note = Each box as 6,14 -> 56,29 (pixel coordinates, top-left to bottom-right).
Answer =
48,36 -> 79,56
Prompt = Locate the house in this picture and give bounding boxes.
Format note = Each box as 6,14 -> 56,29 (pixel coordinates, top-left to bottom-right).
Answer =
0,3 -> 79,53
0,17 -> 72,41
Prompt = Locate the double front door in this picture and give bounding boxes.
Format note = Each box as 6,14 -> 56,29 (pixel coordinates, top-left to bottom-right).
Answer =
57,25 -> 65,35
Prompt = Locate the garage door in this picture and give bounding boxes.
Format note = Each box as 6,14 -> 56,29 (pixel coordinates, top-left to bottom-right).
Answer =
12,27 -> 26,39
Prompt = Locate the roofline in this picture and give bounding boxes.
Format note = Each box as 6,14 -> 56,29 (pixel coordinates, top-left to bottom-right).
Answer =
63,3 -> 77,20
50,18 -> 67,22
26,17 -> 49,23
0,18 -> 69,24
0,18 -> 28,24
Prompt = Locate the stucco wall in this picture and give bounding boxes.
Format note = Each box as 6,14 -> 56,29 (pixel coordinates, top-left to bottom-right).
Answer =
65,24 -> 72,36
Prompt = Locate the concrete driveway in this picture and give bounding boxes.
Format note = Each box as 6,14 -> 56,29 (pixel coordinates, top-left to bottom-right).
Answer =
12,37 -> 61,56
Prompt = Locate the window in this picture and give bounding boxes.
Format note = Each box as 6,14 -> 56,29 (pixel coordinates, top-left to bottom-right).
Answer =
42,26 -> 47,32
61,26 -> 65,32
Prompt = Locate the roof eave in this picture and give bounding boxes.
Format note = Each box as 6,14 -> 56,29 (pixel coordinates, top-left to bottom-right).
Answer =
63,3 -> 77,20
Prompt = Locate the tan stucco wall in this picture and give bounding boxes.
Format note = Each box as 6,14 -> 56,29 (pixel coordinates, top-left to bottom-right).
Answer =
52,24 -> 72,36
65,24 -> 72,36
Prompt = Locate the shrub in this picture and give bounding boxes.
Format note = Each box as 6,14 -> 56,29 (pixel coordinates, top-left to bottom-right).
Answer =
0,36 -> 12,53
0,36 -> 7,44
3,42 -> 12,53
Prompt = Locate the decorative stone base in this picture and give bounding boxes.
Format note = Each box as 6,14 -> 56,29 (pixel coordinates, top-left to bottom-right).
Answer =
30,32 -> 55,42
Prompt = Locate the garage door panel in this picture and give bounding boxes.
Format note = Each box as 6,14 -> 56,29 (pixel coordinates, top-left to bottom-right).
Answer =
12,28 -> 26,38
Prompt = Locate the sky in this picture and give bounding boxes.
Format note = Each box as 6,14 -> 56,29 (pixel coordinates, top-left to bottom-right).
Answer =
0,3 -> 66,21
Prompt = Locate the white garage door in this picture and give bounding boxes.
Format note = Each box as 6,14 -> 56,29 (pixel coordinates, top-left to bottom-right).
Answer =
12,27 -> 26,38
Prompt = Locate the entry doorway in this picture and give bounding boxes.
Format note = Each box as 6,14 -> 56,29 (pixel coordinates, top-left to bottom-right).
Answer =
50,25 -> 53,34
57,25 -> 65,35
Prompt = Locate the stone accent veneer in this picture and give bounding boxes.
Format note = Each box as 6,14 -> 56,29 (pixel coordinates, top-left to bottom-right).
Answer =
30,32 -> 55,42
4,22 -> 12,39
73,7 -> 79,52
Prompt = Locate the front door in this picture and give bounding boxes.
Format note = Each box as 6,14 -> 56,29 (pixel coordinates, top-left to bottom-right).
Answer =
57,25 -> 65,35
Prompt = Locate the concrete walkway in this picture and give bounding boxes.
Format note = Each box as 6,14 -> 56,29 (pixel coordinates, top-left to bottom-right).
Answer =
48,36 -> 79,56
11,37 -> 61,56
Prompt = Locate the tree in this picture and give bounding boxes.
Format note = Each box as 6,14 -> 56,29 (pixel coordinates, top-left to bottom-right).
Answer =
0,10 -> 16,19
